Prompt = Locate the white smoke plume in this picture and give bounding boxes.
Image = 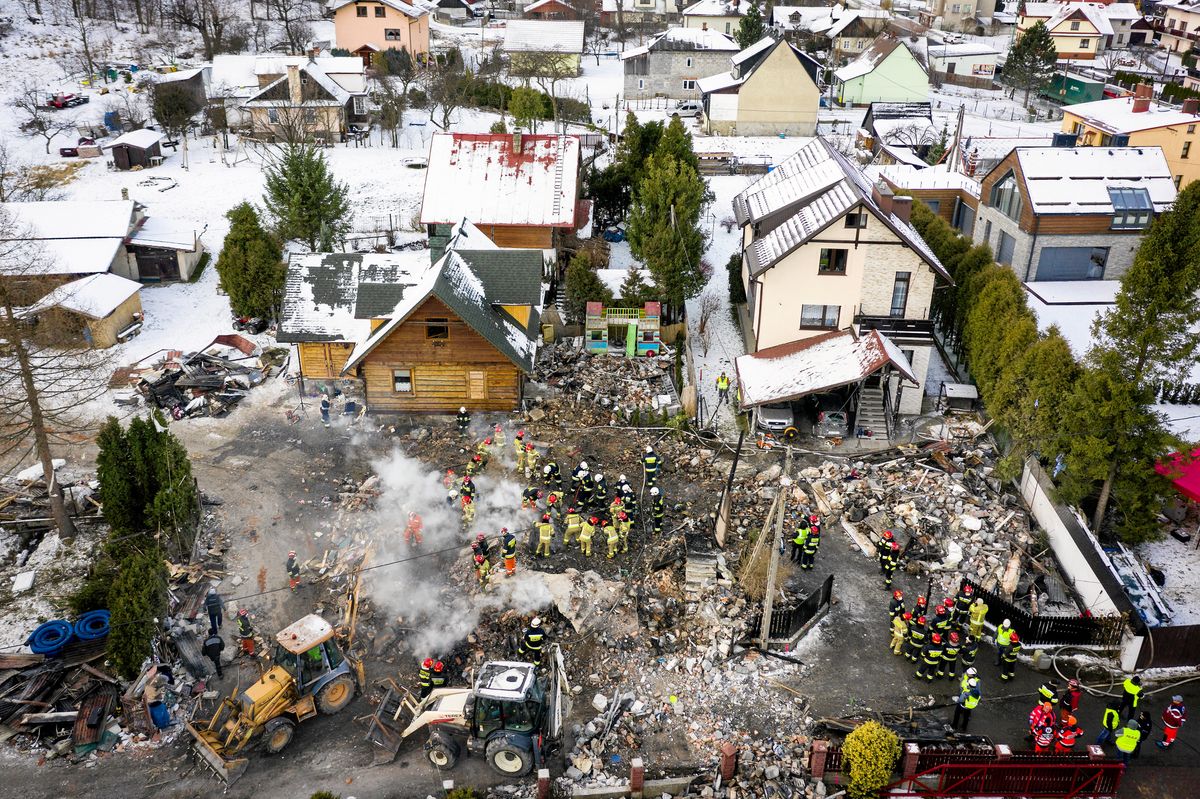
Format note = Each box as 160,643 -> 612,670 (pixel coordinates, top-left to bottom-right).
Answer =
362,447 -> 552,661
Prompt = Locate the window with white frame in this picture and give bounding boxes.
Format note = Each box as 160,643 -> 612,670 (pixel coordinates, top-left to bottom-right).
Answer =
353,95 -> 367,115
800,304 -> 840,328
392,369 -> 413,393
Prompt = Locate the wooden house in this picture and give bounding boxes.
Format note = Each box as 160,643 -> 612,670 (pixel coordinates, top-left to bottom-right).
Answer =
21,273 -> 143,348
420,133 -> 582,260
279,231 -> 543,411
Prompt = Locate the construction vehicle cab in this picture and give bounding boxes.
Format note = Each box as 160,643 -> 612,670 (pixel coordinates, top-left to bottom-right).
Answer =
187,614 -> 364,785
366,645 -> 569,778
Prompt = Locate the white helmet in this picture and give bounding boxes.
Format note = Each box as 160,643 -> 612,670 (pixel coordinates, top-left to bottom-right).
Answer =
618,474 -> 627,482
531,617 -> 542,627
459,406 -> 466,413
650,486 -> 661,496
1002,618 -> 1011,627
579,461 -> 589,470
595,473 -> 605,482
543,465 -> 552,475
645,445 -> 653,454
968,678 -> 979,687
966,667 -> 977,677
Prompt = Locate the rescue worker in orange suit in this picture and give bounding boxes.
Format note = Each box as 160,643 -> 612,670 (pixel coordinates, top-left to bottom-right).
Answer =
286,551 -> 301,590
502,528 -> 517,576
405,511 -> 423,546
236,609 -> 255,657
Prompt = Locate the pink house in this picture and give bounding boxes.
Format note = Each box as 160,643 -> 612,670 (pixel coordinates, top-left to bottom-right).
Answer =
332,0 -> 431,63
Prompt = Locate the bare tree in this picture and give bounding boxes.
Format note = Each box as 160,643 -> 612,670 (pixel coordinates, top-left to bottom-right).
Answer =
425,55 -> 473,130
0,141 -> 69,202
0,211 -> 112,540
509,50 -> 577,131
581,4 -> 607,66
265,0 -> 314,54
12,85 -> 77,154
165,0 -> 240,59
104,86 -> 152,131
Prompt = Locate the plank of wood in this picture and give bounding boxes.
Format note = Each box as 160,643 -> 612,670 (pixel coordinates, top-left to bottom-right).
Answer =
19,711 -> 78,725
0,654 -> 43,669
807,480 -> 833,517
841,518 -> 878,559
1001,553 -> 1021,596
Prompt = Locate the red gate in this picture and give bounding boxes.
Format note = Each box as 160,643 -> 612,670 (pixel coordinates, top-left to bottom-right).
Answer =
884,759 -> 1124,798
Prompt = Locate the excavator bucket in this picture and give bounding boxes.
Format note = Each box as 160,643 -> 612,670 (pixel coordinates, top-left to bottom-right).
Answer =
186,721 -> 250,785
364,684 -> 419,765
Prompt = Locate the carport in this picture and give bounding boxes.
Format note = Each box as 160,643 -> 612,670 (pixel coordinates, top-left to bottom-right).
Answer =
734,329 -> 918,441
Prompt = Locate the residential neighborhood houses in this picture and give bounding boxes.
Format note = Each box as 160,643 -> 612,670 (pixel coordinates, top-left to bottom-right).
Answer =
6,2 -> 1200,799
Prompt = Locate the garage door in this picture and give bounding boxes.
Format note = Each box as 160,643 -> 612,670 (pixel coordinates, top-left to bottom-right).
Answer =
133,249 -> 180,282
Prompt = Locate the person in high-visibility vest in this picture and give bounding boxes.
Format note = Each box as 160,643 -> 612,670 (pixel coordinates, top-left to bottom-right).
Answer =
1119,675 -> 1144,718
564,507 -> 582,546
642,446 -> 660,488
952,677 -> 981,731
236,609 -> 255,657
578,516 -> 596,557
968,597 -> 989,638
617,511 -> 632,554
524,443 -> 539,479
430,660 -> 448,690
715,371 -> 731,404
418,657 -> 433,698
917,632 -> 943,682
1115,720 -> 1141,765
605,520 -> 620,558
994,618 -> 1014,666
790,521 -> 809,564
888,590 -> 905,624
1158,696 -> 1188,750
474,553 -> 491,591
941,631 -> 961,679
536,514 -> 554,558
502,529 -> 517,576
890,612 -> 909,656
999,632 -> 1021,681
1033,721 -> 1056,753
959,634 -> 980,677
513,429 -> 526,462
456,406 -> 470,435
461,495 -> 476,528
1055,715 -> 1083,753
905,615 -> 927,663
491,423 -> 505,449
1096,699 -> 1122,746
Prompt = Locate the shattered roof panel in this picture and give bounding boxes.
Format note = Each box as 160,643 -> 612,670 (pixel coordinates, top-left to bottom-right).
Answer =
735,329 -> 917,408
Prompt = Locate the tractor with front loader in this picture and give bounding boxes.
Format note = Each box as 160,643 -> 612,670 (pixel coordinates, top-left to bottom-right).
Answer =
365,644 -> 570,778
186,614 -> 365,784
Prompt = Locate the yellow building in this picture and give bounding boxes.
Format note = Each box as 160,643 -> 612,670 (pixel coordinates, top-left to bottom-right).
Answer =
331,0 -> 430,61
1017,3 -> 1104,60
1061,89 -> 1200,189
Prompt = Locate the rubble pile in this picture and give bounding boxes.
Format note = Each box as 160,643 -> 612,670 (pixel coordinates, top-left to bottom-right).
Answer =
111,335 -> 287,419
532,342 -> 681,419
801,441 -> 1038,597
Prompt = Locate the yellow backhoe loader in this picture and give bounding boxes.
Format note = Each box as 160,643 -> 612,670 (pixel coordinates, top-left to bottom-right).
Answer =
186,614 -> 365,784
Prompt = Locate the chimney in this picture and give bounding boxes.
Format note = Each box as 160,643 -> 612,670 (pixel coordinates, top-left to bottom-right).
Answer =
702,21 -> 708,30
512,131 -> 523,151
287,64 -> 303,105
872,181 -> 895,216
1183,98 -> 1200,116
892,195 -> 913,225
1132,95 -> 1150,113
1135,83 -> 1152,99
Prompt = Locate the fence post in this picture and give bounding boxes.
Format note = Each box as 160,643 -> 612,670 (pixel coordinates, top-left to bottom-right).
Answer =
994,744 -> 1012,761
720,742 -> 738,780
902,743 -> 920,779
630,757 -> 645,799
810,740 -> 828,779
1087,745 -> 1104,761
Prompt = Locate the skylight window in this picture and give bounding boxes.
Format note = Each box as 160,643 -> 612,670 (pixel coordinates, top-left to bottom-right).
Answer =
1108,187 -> 1152,229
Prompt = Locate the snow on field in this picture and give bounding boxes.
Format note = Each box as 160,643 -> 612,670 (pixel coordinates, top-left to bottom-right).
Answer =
1136,536 -> 1200,625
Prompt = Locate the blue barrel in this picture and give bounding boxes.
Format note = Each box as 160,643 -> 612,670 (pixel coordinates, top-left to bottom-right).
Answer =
27,620 -> 74,656
148,701 -> 171,729
73,610 -> 110,641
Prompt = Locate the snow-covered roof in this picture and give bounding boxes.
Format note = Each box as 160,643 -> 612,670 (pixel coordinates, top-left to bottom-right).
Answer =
1063,95 -> 1200,134
871,116 -> 935,142
503,20 -> 585,53
731,35 -> 776,66
1009,146 -> 1176,215
733,137 -> 947,280
25,273 -> 141,320
1024,280 -> 1119,358
278,250 -> 434,343
524,0 -> 577,11
1023,1 -> 1113,35
927,42 -> 1000,58
209,55 -> 365,99
155,66 -> 207,84
771,5 -> 840,32
835,36 -> 923,82
107,129 -> 163,149
700,38 -> 818,95
877,164 -> 982,198
682,0 -> 761,18
331,0 -> 426,16
735,329 -> 918,408
420,134 -> 581,228
244,61 -> 356,107
619,26 -> 739,60
697,70 -> 744,94
827,8 -> 890,38
129,217 -> 199,251
0,200 -> 135,276
879,142 -> 929,167
341,248 -> 542,373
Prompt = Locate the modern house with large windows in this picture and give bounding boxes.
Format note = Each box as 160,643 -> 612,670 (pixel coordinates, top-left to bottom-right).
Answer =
734,137 -> 950,418
971,145 -> 1176,281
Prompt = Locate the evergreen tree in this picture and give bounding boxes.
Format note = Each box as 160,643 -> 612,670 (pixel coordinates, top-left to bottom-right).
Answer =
615,113 -> 663,195
147,421 -> 199,554
962,265 -> 1037,397
263,145 -> 351,252
734,3 -> 766,50
564,251 -> 612,324
216,203 -> 286,320
1005,21 -> 1057,105
96,417 -> 141,535
727,253 -> 747,305
618,264 -> 652,308
108,547 -> 166,679
925,123 -> 949,165
656,114 -> 700,175
627,153 -> 708,305
151,84 -> 201,141
510,86 -> 544,133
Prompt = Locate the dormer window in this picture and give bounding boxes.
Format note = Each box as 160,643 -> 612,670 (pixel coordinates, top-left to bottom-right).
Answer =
988,171 -> 1021,222
1109,187 -> 1152,229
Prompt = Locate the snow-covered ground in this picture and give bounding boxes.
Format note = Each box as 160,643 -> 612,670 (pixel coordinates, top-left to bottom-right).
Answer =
1137,535 -> 1200,625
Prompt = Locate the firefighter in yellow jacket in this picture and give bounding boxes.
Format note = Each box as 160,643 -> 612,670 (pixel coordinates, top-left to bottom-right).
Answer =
563,507 -> 582,546
605,519 -> 620,559
579,516 -> 596,557
536,514 -> 554,558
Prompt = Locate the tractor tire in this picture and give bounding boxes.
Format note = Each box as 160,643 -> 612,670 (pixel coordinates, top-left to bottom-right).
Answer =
426,735 -> 460,769
486,737 -> 534,777
263,717 -> 296,754
315,674 -> 356,715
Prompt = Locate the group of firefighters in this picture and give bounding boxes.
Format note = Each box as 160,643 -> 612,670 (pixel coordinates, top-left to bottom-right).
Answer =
417,617 -> 549,697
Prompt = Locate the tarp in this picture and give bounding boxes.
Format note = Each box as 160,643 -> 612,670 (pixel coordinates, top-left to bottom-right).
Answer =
1155,450 -> 1200,503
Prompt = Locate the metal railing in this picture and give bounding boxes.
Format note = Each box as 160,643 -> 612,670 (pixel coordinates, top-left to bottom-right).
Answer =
960,578 -> 1126,648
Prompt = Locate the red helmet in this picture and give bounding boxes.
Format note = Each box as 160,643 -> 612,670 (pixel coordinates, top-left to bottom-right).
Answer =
902,612 -> 912,621
547,494 -> 557,504
809,514 -> 819,523
918,615 -> 927,625
517,429 -> 525,437
472,454 -> 482,463
931,633 -> 942,644
883,529 -> 894,540
288,550 -> 296,557
568,507 -> 576,513
949,632 -> 960,643
589,516 -> 599,524
484,437 -> 492,445
619,512 -> 628,520
542,514 -> 550,521
238,608 -> 248,617
494,424 -> 502,432
943,598 -> 954,608
473,554 -> 484,564
433,660 -> 445,672
423,657 -> 433,668
476,532 -> 485,541
893,590 -> 903,599
890,542 -> 900,551
1010,632 -> 1019,643
916,596 -> 927,606
964,584 -> 973,595
501,527 -> 509,534
463,475 -> 472,483
936,605 -> 947,616
526,443 -> 535,451
446,468 -> 455,475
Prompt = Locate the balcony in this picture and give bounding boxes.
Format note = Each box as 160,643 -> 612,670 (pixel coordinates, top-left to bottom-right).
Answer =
854,313 -> 936,341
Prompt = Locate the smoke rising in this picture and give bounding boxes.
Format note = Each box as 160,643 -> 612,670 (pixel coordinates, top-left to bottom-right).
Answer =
363,447 -> 552,660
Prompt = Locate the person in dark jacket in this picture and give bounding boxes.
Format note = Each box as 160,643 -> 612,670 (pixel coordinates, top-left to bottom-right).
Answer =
1133,710 -> 1153,759
202,633 -> 225,679
204,588 -> 224,634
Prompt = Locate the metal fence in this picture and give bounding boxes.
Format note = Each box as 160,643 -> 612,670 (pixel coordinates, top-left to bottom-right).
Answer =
755,575 -> 834,641
960,578 -> 1125,648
